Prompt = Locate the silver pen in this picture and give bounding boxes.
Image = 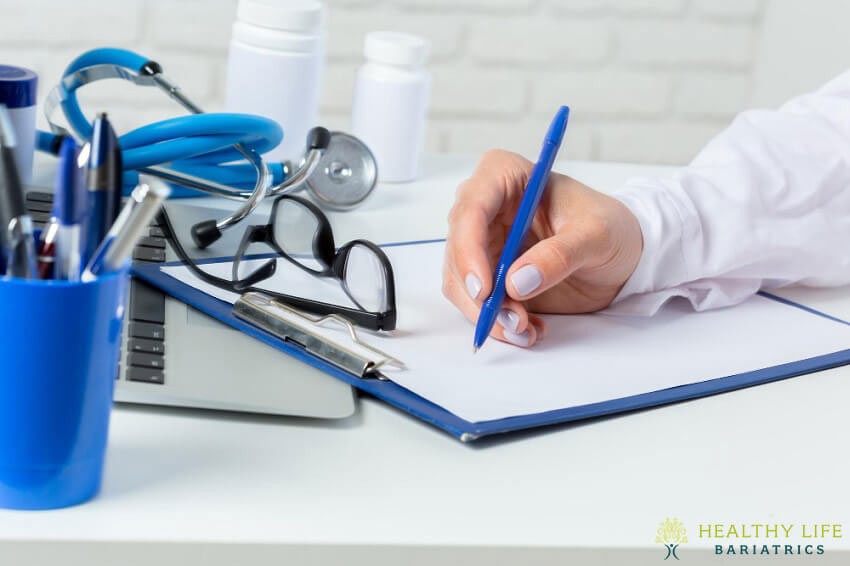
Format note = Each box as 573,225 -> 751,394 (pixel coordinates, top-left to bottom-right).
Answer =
82,180 -> 170,282
0,105 -> 37,279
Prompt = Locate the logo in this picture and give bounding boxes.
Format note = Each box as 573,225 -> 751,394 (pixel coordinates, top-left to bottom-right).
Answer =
656,517 -> 688,560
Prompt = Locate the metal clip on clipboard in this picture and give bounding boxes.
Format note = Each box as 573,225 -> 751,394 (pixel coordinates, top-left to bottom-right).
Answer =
232,292 -> 405,380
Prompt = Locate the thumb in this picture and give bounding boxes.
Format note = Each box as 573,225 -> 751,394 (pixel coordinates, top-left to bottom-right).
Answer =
505,232 -> 592,301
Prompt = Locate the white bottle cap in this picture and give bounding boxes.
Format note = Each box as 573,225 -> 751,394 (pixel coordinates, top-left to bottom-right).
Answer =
364,31 -> 431,68
237,0 -> 323,33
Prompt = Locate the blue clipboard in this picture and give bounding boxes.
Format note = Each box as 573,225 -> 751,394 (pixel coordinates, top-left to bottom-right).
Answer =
132,242 -> 850,442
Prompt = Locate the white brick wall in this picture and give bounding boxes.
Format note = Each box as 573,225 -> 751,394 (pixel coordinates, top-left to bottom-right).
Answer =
0,0 -> 839,165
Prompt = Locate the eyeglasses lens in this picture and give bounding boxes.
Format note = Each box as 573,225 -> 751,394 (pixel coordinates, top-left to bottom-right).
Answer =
272,198 -> 325,271
343,243 -> 388,312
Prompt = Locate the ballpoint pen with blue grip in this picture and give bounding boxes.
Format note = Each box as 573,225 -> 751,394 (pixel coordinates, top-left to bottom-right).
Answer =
84,113 -> 122,263
53,137 -> 88,281
37,137 -> 82,279
472,105 -> 570,353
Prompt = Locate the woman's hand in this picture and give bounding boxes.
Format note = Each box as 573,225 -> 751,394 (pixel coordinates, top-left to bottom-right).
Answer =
443,149 -> 644,348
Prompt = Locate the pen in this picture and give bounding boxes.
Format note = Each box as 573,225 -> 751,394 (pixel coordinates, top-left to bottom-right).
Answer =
36,220 -> 58,279
38,138 -> 82,279
0,104 -> 37,279
84,113 -> 122,263
472,105 -> 570,353
82,180 -> 169,282
52,137 -> 88,281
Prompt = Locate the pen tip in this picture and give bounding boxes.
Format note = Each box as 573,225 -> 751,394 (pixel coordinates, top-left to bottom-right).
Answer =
472,346 -> 479,355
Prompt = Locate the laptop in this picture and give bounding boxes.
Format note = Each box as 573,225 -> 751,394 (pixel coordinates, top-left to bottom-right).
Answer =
25,191 -> 356,419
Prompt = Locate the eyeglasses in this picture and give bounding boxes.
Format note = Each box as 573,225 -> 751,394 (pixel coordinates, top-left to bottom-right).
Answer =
158,195 -> 397,331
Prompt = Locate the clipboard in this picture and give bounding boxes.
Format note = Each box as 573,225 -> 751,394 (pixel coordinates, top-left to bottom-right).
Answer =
133,255 -> 506,441
132,241 -> 850,442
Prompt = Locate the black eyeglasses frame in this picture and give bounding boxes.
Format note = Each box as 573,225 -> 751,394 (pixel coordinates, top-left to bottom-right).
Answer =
157,196 -> 397,332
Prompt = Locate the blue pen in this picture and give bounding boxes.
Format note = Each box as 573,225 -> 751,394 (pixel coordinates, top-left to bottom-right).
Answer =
84,113 -> 122,263
53,137 -> 88,281
473,105 -> 570,353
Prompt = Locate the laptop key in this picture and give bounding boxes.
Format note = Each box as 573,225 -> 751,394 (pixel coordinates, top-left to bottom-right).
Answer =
26,191 -> 54,203
30,211 -> 51,223
129,321 -> 165,341
127,366 -> 165,385
133,246 -> 166,263
26,200 -> 53,213
129,352 -> 164,370
149,226 -> 165,238
129,337 -> 165,355
138,236 -> 166,249
130,279 -> 165,324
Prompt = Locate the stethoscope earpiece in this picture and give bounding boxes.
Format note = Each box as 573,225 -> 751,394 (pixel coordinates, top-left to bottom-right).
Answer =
190,219 -> 222,249
307,126 -> 331,150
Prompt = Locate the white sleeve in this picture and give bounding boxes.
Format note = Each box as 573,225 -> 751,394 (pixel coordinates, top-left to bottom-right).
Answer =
606,70 -> 850,316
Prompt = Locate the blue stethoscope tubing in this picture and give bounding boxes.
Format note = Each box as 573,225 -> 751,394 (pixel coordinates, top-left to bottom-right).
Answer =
35,47 -> 287,197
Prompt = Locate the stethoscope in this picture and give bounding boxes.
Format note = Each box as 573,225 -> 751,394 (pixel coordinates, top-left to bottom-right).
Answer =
36,48 -> 378,248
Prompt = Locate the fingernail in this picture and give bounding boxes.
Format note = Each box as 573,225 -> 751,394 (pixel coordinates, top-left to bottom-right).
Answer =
511,265 -> 543,297
497,309 -> 520,333
503,329 -> 531,347
465,273 -> 482,300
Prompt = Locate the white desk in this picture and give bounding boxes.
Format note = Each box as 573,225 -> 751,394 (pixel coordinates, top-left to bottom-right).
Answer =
2,156 -> 849,565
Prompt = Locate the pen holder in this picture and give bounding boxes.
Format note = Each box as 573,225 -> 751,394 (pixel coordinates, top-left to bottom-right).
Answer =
0,269 -> 129,510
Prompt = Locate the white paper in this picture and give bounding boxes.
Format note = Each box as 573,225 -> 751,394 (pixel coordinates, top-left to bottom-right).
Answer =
160,242 -> 850,423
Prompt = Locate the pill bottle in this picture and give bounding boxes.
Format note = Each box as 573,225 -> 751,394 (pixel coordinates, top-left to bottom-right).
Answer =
351,32 -> 431,183
226,0 -> 325,163
0,65 -> 37,185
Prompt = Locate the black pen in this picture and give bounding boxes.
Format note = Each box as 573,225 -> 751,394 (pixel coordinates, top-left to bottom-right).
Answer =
0,104 -> 36,279
84,113 -> 123,263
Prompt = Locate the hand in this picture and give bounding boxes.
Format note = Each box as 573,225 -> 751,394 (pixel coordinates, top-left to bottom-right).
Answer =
443,150 -> 644,348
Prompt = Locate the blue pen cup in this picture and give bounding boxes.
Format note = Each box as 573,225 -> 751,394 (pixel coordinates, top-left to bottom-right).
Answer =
0,269 -> 128,510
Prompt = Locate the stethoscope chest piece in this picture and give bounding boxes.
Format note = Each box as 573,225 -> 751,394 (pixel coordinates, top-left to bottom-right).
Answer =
307,132 -> 377,211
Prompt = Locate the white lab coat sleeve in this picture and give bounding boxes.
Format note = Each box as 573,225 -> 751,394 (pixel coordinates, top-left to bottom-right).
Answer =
605,70 -> 850,316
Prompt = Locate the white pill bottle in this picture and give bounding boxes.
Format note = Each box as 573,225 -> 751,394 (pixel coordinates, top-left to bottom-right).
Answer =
351,32 -> 431,183
225,0 -> 325,163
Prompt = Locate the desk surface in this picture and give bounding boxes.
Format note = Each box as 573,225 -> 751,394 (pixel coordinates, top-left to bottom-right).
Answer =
3,155 -> 849,565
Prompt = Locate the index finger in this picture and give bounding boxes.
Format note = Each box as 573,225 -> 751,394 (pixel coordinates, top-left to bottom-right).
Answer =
445,150 -> 534,301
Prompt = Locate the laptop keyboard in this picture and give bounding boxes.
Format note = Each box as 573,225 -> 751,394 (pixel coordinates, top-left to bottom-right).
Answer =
26,191 -> 168,386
